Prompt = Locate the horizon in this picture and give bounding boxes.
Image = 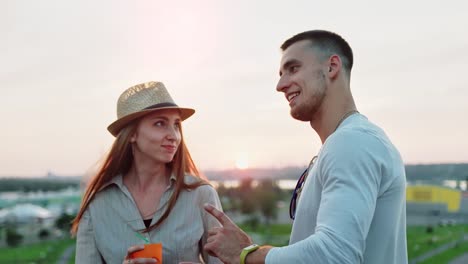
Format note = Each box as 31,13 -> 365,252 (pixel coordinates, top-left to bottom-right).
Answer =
2,161 -> 468,179
2,1 -> 468,176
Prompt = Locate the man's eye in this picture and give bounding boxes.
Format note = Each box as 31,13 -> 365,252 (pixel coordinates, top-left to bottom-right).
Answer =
290,66 -> 299,73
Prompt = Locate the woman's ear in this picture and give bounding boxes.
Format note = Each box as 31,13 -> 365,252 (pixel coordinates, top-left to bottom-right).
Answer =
130,133 -> 136,143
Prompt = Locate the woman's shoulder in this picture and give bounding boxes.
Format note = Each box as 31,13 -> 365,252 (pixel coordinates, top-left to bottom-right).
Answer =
183,175 -> 217,194
184,174 -> 210,185
87,183 -> 121,211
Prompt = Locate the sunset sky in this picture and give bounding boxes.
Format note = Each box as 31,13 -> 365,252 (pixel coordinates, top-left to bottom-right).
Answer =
2,0 -> 468,177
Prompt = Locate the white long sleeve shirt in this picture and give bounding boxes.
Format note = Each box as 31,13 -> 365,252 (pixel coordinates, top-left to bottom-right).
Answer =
266,114 -> 407,264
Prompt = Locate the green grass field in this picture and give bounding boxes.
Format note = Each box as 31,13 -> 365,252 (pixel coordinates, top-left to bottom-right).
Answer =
0,238 -> 75,264
240,223 -> 468,262
239,223 -> 292,246
407,224 -> 468,260
1,224 -> 466,263
68,249 -> 76,264
419,240 -> 468,264
239,223 -> 292,236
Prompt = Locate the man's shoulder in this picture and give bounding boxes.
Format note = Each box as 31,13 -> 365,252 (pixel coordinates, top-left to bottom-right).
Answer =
319,115 -> 404,183
326,115 -> 393,152
320,116 -> 400,168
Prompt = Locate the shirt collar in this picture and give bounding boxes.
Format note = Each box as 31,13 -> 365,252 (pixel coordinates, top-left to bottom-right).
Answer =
99,174 -> 124,192
99,172 -> 178,192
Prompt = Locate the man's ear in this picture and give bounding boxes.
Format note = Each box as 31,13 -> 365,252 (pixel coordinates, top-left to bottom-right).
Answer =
327,55 -> 342,79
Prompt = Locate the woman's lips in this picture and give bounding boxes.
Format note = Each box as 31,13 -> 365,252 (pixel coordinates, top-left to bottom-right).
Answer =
162,145 -> 177,152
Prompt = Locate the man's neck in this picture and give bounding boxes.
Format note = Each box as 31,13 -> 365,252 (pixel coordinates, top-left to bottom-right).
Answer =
311,99 -> 357,144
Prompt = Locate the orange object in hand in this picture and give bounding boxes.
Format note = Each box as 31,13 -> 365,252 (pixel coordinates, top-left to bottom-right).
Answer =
130,243 -> 162,263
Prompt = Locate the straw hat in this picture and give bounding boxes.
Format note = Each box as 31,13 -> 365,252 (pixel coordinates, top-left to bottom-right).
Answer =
107,81 -> 195,136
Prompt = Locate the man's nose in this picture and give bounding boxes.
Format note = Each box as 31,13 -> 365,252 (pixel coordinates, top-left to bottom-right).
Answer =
276,75 -> 291,92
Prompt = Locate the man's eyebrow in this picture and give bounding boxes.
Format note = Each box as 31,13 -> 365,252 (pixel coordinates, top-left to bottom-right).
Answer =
279,59 -> 300,76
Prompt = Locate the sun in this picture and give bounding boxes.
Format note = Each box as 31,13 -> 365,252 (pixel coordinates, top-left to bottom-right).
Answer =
235,153 -> 249,170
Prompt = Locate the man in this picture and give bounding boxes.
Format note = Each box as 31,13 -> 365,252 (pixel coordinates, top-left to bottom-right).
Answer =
204,30 -> 408,264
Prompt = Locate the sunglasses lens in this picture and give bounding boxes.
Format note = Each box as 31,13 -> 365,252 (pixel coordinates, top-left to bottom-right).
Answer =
289,156 -> 316,220
289,193 -> 296,219
289,169 -> 308,219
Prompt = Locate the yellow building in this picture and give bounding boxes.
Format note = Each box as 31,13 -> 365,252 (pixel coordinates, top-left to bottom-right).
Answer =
406,185 -> 462,212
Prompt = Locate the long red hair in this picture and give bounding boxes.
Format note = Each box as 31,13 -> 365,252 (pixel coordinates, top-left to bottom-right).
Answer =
71,119 -> 207,235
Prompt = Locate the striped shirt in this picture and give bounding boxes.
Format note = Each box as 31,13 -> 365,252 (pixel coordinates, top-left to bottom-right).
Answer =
75,174 -> 223,264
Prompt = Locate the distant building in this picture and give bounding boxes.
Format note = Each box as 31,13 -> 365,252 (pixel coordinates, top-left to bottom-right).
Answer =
406,184 -> 468,226
0,203 -> 53,225
407,185 -> 462,212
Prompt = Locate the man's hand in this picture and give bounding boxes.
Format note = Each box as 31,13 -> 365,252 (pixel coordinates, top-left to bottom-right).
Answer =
204,203 -> 253,264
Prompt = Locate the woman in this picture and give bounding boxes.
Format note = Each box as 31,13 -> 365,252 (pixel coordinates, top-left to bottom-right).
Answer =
71,81 -> 222,264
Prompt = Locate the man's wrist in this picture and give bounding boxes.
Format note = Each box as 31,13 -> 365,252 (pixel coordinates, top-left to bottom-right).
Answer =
243,245 -> 274,264
240,244 -> 260,264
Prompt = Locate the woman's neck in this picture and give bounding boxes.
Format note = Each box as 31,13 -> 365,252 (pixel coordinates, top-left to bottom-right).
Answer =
125,162 -> 170,192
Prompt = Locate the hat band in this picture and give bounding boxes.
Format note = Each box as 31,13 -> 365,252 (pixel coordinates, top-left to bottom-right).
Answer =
143,102 -> 179,110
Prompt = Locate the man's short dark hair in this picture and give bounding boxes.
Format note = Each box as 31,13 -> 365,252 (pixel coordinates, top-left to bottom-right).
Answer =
281,30 -> 354,73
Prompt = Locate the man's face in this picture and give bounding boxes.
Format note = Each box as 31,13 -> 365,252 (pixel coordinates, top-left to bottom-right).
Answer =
276,40 -> 328,122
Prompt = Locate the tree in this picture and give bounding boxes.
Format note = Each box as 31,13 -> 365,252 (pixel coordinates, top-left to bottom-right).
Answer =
256,179 -> 279,226
38,228 -> 50,240
6,228 -> 23,247
238,177 -> 256,215
55,212 -> 75,231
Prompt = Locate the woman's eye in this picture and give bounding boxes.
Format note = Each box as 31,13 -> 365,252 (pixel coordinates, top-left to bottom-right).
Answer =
154,121 -> 165,127
174,122 -> 181,130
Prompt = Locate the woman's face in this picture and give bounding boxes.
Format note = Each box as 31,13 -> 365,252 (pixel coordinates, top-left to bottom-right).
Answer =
131,109 -> 182,164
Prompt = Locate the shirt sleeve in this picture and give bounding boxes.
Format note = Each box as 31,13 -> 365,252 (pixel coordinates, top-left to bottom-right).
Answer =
75,209 -> 104,264
199,185 -> 223,264
266,130 -> 386,264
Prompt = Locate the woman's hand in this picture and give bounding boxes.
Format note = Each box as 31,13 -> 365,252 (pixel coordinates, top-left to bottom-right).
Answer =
123,244 -> 158,264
